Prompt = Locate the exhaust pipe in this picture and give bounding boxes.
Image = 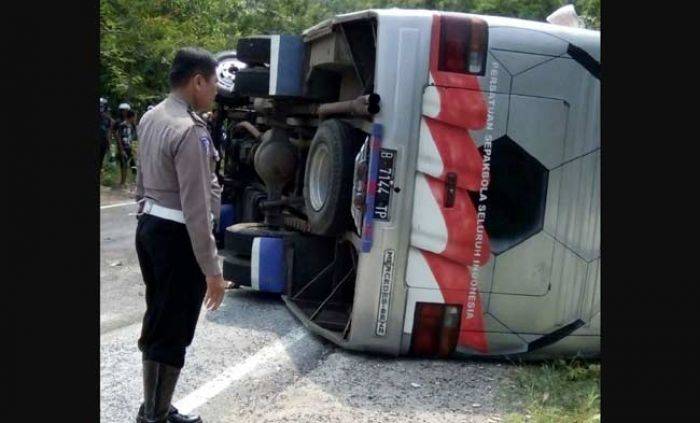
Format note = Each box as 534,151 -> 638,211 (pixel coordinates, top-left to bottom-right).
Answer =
235,121 -> 262,140
317,93 -> 380,119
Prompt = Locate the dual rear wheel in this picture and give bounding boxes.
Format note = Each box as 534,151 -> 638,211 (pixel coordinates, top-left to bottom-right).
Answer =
303,119 -> 358,236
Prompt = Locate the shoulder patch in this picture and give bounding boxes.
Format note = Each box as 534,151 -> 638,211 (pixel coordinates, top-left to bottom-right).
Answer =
200,136 -> 211,155
200,135 -> 221,162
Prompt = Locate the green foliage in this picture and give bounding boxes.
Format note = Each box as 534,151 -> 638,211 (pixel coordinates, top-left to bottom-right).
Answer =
101,0 -> 330,110
576,0 -> 600,29
100,142 -> 139,187
500,358 -> 601,423
100,157 -> 122,187
100,0 -> 600,111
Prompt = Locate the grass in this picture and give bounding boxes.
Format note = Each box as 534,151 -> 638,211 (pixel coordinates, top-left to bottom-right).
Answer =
500,358 -> 600,423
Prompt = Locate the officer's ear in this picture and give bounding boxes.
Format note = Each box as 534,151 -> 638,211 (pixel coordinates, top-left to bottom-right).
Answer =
192,73 -> 205,90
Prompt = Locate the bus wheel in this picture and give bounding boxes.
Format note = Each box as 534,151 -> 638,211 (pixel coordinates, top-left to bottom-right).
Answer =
214,50 -> 247,100
304,119 -> 356,236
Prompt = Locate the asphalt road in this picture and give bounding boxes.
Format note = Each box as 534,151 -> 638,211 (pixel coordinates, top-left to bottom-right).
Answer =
100,199 -> 511,423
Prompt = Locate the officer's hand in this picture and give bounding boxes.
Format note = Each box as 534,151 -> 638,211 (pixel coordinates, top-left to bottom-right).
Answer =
204,274 -> 228,311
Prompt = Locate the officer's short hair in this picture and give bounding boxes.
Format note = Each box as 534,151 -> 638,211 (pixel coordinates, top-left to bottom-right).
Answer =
169,47 -> 217,88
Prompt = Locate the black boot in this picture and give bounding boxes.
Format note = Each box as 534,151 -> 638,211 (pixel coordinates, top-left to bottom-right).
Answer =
136,360 -> 181,423
168,405 -> 202,423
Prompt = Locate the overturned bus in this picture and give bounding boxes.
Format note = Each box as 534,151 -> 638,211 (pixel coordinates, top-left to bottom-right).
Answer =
211,8 -> 600,360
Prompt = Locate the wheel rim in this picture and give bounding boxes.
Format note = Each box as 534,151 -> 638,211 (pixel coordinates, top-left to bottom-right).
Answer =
216,57 -> 247,93
308,143 -> 331,211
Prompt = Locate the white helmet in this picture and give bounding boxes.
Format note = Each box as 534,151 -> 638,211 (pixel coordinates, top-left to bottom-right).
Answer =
118,102 -> 131,111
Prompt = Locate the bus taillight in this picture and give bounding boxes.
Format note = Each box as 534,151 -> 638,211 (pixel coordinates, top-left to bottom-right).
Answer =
438,15 -> 488,76
410,303 -> 462,357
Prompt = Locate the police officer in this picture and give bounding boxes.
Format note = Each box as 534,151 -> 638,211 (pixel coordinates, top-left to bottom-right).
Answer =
134,47 -> 229,423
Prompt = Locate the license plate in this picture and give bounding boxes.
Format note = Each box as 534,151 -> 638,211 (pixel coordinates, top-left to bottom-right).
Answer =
373,149 -> 396,221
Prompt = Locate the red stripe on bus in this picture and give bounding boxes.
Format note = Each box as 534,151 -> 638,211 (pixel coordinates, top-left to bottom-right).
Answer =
422,250 -> 489,353
431,86 -> 487,130
425,175 -> 490,265
423,116 -> 483,191
419,13 -> 492,352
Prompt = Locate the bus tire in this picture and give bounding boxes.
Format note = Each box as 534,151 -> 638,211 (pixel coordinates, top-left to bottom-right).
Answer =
214,50 -> 249,104
303,119 -> 356,236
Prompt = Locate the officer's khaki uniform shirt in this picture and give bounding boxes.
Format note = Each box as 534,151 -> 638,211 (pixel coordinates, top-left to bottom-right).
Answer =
136,93 -> 222,276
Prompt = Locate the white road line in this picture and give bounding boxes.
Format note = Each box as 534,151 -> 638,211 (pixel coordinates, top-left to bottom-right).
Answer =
101,201 -> 136,210
173,327 -> 309,414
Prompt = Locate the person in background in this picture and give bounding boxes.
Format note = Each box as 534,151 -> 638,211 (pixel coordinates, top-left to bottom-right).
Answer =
205,107 -> 226,180
111,102 -> 129,165
115,103 -> 137,185
99,97 -> 114,174
125,110 -> 138,175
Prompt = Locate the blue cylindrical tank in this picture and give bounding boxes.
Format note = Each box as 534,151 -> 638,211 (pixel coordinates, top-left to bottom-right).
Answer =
251,237 -> 286,293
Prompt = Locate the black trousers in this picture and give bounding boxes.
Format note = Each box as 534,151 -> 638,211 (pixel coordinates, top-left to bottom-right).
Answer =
135,214 -> 207,368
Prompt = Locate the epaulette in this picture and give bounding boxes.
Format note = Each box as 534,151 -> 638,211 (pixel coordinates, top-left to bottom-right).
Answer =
187,109 -> 208,128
